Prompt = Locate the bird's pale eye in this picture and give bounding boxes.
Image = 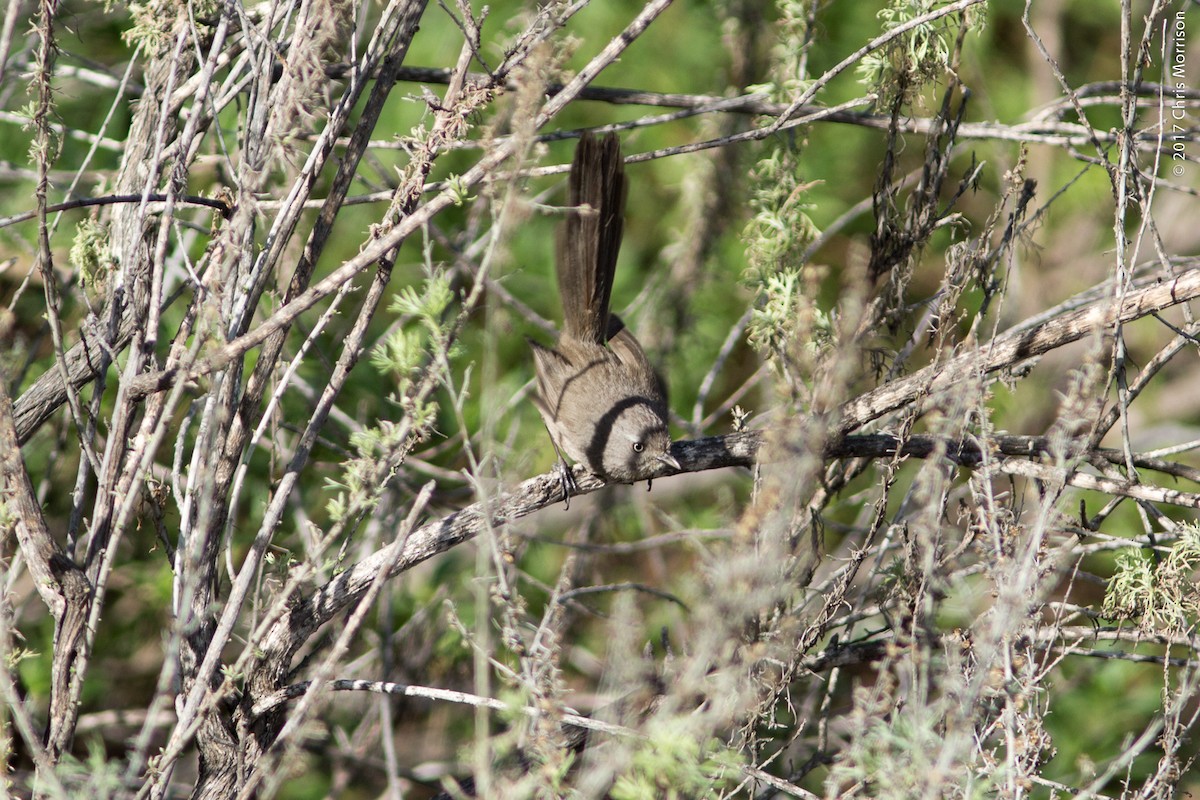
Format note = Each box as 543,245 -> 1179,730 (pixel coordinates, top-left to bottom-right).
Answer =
632,441 -> 644,453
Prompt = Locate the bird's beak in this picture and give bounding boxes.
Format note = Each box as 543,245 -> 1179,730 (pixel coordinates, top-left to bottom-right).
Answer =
656,452 -> 681,472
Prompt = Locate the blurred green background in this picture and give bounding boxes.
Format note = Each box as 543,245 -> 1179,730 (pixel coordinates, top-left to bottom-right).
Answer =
2,0 -> 1198,796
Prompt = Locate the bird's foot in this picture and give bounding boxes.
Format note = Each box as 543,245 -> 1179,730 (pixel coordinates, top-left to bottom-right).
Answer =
555,460 -> 579,509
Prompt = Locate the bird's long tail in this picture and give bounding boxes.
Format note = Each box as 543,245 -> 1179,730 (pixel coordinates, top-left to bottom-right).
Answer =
556,132 -> 627,345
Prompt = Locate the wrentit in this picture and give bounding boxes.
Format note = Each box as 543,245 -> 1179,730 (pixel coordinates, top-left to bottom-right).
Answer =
529,132 -> 679,496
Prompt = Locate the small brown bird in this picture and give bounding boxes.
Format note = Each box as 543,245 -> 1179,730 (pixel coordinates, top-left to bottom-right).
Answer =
529,132 -> 679,499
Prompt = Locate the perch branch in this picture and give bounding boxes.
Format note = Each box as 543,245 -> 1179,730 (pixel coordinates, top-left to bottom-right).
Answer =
239,258 -> 1200,654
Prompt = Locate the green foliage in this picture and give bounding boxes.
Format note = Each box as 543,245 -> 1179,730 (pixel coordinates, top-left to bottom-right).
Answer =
121,0 -> 219,53
121,0 -> 176,52
369,328 -> 427,381
40,741 -> 124,798
610,718 -> 743,800
69,218 -> 113,293
12,99 -> 37,127
742,147 -> 820,282
325,273 -> 459,522
1104,525 -> 1200,634
858,0 -> 984,105
445,173 -> 475,206
390,271 -> 454,323
741,144 -> 828,379
746,267 -> 833,374
756,0 -> 816,102
3,640 -> 36,671
829,690 -> 993,800
372,271 -> 459,388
